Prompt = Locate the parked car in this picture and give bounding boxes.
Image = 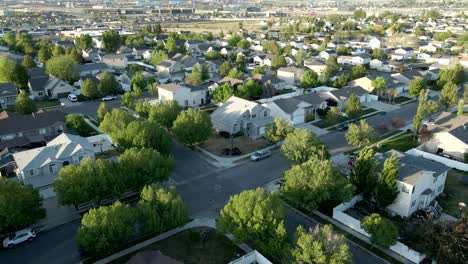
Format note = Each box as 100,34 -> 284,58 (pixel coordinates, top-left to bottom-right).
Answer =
3,228 -> 36,248
336,123 -> 349,131
102,95 -> 117,101
250,150 -> 271,161
67,93 -> 78,102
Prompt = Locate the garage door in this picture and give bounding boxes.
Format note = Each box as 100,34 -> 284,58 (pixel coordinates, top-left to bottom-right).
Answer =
292,114 -> 305,125
56,92 -> 69,99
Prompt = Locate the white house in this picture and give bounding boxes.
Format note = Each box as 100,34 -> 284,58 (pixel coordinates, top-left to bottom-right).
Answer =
375,150 -> 449,218
320,86 -> 377,109
267,93 -> 326,125
157,83 -> 208,108
391,48 -> 414,61
211,96 -> 273,139
368,37 -> 381,49
28,75 -> 79,99
352,54 -> 371,65
304,59 -> 327,74
12,133 -> 95,188
337,56 -> 353,65
100,54 -> 128,69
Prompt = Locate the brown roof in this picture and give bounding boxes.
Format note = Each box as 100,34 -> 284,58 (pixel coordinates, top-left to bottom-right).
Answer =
127,250 -> 183,264
0,111 -> 65,135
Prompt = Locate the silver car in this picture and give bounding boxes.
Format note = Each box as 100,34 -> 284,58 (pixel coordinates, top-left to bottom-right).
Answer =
3,228 -> 36,248
250,150 -> 271,161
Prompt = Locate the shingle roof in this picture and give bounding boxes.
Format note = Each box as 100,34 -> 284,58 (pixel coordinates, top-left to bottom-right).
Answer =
430,111 -> 468,144
29,76 -> 50,92
0,111 -> 65,135
330,86 -> 368,98
0,83 -> 17,96
273,98 -> 304,114
211,96 -> 261,131
78,63 -> 109,72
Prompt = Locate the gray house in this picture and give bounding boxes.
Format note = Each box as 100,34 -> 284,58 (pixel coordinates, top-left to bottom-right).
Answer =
211,96 -> 273,139
0,83 -> 17,109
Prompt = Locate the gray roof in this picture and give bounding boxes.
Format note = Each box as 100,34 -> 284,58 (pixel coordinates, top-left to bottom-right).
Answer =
375,150 -> 449,185
273,98 -> 304,114
330,86 -> 368,99
400,69 -> 427,81
211,96 -> 261,132
430,111 -> 468,144
293,93 -> 325,105
0,111 -> 65,135
0,83 -> 17,97
78,63 -> 109,72
28,67 -> 48,79
29,76 -> 50,92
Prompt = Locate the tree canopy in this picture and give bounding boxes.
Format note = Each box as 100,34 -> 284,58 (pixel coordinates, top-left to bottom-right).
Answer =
212,83 -> 234,103
98,71 -> 122,96
81,78 -> 99,98
345,120 -> 377,147
149,100 -> 183,129
350,147 -> 379,199
235,79 -> 262,100
408,79 -> 427,97
281,128 -> 327,164
300,70 -> 319,88
439,82 -> 459,110
15,91 -> 37,115
375,153 -> 399,208
362,213 -> 398,248
265,118 -> 293,143
172,108 -> 212,146
102,30 -> 121,52
45,55 -> 79,82
345,93 -> 361,119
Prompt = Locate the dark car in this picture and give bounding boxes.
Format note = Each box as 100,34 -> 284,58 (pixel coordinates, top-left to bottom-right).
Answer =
336,123 -> 349,132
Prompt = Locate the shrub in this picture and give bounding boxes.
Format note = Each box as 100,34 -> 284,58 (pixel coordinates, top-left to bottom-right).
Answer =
305,114 -> 315,122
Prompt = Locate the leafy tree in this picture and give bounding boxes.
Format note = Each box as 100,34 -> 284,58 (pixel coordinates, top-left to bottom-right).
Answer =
150,50 -> 168,66
237,39 -> 250,49
206,50 -> 222,61
97,102 -> 110,123
228,68 -> 243,79
0,57 -> 15,83
300,70 -> 319,88
22,55 -> 36,69
437,64 -> 465,88
117,120 -> 172,155
10,63 -> 29,89
408,79 -> 427,97
439,82 -> 458,110
38,46 -> 51,64
149,100 -> 183,129
265,118 -> 293,143
138,185 -> 189,234
185,65 -> 203,86
457,100 -> 464,115
235,79 -> 262,100
326,55 -> 339,75
219,60 -> 232,78
200,64 -> 209,80
371,48 -> 387,60
102,30 -> 121,52
295,48 -> 305,66
281,128 -> 327,164
282,156 -> 354,209
98,71 -> 122,95
354,8 -> 366,20
212,83 -> 234,103
326,106 -> 343,125
345,93 -> 361,119
66,114 -> 94,137
345,120 -> 376,147
235,54 -> 246,71
376,154 -> 399,207
227,34 -> 242,47
77,201 -> 135,255
75,34 -> 92,50
371,76 -> 386,96
292,225 -> 352,264
361,213 -> 398,248
351,65 -> 366,79
172,108 -> 212,146
271,53 -> 286,69
131,71 -> 147,91
52,45 -> 64,57
337,45 -> 352,55
135,99 -> 151,118
81,78 -> 99,98
350,147 -> 378,199
99,108 -> 137,138
252,66 -> 266,75
217,188 -> 288,260
121,92 -> 136,109
0,178 -> 46,234
15,91 -> 37,114
45,55 -> 79,82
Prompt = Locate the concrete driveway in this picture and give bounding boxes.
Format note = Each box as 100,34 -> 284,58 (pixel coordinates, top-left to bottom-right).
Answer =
362,101 -> 399,112
295,122 -> 329,136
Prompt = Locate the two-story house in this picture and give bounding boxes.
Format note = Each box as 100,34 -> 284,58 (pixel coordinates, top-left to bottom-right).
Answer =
211,96 -> 273,139
157,83 -> 208,108
0,83 -> 17,109
13,133 -> 95,188
267,93 -> 327,125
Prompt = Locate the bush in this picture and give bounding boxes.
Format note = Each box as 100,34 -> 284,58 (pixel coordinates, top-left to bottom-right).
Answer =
305,114 -> 315,122
219,131 -> 230,138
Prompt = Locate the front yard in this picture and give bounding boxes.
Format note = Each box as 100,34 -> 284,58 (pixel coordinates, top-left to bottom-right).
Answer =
313,108 -> 379,129
437,169 -> 468,218
110,227 -> 243,264
377,132 -> 418,153
200,132 -> 272,157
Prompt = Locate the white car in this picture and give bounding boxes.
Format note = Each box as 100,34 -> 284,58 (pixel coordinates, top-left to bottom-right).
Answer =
3,228 -> 36,248
102,95 -> 117,101
67,94 -> 78,102
250,150 -> 271,161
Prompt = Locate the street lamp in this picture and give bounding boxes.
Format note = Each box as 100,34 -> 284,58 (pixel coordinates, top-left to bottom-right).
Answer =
458,202 -> 466,218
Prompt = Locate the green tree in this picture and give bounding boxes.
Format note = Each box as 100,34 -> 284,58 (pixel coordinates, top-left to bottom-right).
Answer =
117,120 -> 172,155
282,156 -> 355,209
10,63 -> 29,89
439,82 -> 459,110
252,66 -> 266,75
235,54 -> 246,71
281,128 -> 327,164
408,79 -> 427,97
295,48 -> 305,66
376,154 -> 399,208
300,70 -> 319,88
219,61 -> 232,78
131,71 -> 147,90
437,64 -> 465,88
75,34 -> 92,50
371,48 -> 387,60
97,102 -> 110,123
0,57 -> 15,83
0,178 -> 46,234
345,120 -> 377,147
66,114 -> 94,137
52,45 -> 64,57
349,147 -> 379,199
135,99 -> 151,118
228,68 -> 243,79
121,92 -> 136,109
292,225 -> 352,264
326,106 -> 343,125
212,83 -> 234,103
206,50 -> 222,61
237,39 -> 250,49
150,49 -> 168,66
361,213 -> 398,248
217,188 -> 288,260
99,108 -> 137,138
413,90 -> 429,136
337,45 -> 352,55
271,53 -> 286,69
227,34 -> 242,47
21,55 -> 36,69
354,8 -> 366,20
81,78 -> 99,98
15,91 -> 37,114
265,118 -> 294,143
38,46 -> 51,64
45,55 -> 79,82
77,201 -> 135,255
351,65 -> 367,79
326,55 -> 339,75
149,100 -> 183,129
172,108 -> 212,146
457,100 -> 464,115
371,76 -> 387,96
345,93 -> 361,119
98,71 -> 122,95
200,64 -> 209,80
102,30 -> 121,52
185,65 -> 203,86
235,79 -> 262,100
138,185 -> 189,233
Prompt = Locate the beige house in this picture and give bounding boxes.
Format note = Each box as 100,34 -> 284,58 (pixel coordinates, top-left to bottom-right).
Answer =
157,83 -> 207,108
304,59 -> 327,74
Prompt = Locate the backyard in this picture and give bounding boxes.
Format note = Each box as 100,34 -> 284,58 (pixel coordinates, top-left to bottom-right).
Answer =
377,132 -> 418,153
200,132 -> 272,157
437,169 -> 468,218
110,227 -> 243,264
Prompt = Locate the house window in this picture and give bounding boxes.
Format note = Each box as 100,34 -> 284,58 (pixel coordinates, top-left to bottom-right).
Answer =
49,164 -> 56,174
411,200 -> 416,207
252,114 -> 256,118
401,185 -> 410,193
264,111 -> 267,117
29,170 -> 34,176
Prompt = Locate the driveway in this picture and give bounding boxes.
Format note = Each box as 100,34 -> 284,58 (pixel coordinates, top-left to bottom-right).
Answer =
362,101 -> 399,112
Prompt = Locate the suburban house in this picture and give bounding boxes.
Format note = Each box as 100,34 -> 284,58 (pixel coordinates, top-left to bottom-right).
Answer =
352,54 -> 371,65
157,83 -> 208,108
156,60 -> 185,82
28,75 -> 78,99
13,133 -> 95,188
100,54 -> 128,69
211,96 -> 273,139
320,86 -> 376,109
419,112 -> 468,162
375,150 -> 449,218
0,111 -> 66,150
391,48 -> 414,61
267,93 -> 327,125
0,83 -> 17,109
350,74 -> 404,93
304,59 -> 327,74
391,69 -> 428,89
368,37 -> 381,49
276,67 -> 305,85
82,48 -> 100,62
78,63 -> 111,77
337,56 -> 353,65
120,71 -> 156,88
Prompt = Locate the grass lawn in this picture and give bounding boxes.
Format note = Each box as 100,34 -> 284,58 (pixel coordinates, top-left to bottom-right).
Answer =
35,99 -> 62,109
437,169 -> 468,218
200,132 -> 272,156
313,108 -> 378,129
377,132 -> 418,153
110,228 -> 243,264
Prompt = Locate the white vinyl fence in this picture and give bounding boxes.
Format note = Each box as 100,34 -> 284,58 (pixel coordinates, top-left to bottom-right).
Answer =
406,148 -> 468,172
